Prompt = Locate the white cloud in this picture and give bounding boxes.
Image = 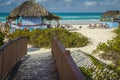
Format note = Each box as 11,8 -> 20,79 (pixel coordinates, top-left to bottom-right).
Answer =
4,0 -> 24,6
84,1 -> 96,6
35,0 -> 48,3
6,1 -> 12,5
3,0 -> 13,6
98,0 -> 120,8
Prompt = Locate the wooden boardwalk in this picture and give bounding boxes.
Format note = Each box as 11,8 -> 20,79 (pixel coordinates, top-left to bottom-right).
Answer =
4,37 -> 85,80
7,51 -> 59,80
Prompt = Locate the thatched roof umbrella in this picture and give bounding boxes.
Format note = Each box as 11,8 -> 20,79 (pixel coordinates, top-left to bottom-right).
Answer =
8,0 -> 61,28
9,0 -> 50,18
51,14 -> 61,27
100,10 -> 120,21
45,13 -> 61,27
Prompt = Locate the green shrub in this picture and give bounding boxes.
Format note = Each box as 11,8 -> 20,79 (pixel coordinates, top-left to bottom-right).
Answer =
9,28 -> 89,48
80,67 -> 93,80
9,29 -> 30,39
94,27 -> 120,74
0,31 -> 4,46
114,27 -> 120,35
94,28 -> 120,56
87,54 -> 103,69
29,29 -> 52,48
80,55 -> 120,79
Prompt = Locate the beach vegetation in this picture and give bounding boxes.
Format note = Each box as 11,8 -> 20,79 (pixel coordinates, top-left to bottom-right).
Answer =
8,28 -> 89,48
0,31 -> 4,46
80,67 -> 93,80
93,27 -> 120,74
80,54 -> 120,80
87,54 -> 103,69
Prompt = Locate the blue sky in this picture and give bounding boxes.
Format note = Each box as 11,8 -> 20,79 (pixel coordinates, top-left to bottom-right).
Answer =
0,0 -> 120,12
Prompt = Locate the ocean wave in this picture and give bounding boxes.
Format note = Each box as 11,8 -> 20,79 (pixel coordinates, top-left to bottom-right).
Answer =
0,17 -> 6,19
61,16 -> 100,18
60,20 -> 100,21
60,16 -> 100,21
0,17 -> 6,22
60,18 -> 100,21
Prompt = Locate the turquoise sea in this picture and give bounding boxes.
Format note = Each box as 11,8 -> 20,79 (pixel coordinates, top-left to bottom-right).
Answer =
0,12 -> 103,24
0,12 -> 9,22
53,12 -> 102,20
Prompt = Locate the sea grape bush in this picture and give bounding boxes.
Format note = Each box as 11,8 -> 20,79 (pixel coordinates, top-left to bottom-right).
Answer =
9,28 -> 89,48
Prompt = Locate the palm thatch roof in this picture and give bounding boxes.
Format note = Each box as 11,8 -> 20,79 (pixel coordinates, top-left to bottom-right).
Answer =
44,13 -> 61,26
102,10 -> 120,17
45,13 -> 61,21
100,10 -> 120,21
9,0 -> 50,18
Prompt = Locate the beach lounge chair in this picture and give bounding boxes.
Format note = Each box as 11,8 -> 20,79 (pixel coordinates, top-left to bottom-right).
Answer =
104,23 -> 109,29
98,24 -> 104,28
88,23 -> 97,28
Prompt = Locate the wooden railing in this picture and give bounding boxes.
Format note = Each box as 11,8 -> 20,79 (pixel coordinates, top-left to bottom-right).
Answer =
51,37 -> 85,80
0,37 -> 28,80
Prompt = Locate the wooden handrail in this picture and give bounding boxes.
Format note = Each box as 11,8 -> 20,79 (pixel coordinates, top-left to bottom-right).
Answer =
51,37 -> 85,80
0,37 -> 28,80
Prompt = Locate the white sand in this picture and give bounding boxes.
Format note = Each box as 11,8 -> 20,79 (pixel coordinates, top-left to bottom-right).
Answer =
27,46 -> 51,55
69,25 -> 116,54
